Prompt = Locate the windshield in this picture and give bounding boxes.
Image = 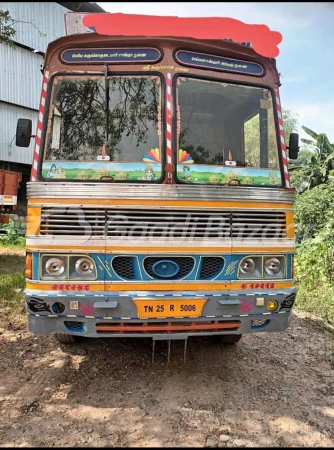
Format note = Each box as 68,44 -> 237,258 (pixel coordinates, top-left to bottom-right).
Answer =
42,75 -> 162,182
176,77 -> 282,186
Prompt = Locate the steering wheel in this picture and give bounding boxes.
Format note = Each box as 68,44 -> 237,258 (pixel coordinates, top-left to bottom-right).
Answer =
227,178 -> 241,186
99,175 -> 115,182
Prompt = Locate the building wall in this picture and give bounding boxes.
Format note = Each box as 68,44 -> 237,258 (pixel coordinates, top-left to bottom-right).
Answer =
0,2 -> 69,53
0,44 -> 43,110
0,2 -> 70,167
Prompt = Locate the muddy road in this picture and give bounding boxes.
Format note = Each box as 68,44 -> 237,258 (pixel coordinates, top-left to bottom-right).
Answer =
0,312 -> 333,447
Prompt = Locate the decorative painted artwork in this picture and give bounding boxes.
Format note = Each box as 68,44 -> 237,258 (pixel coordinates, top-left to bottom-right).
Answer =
42,161 -> 162,181
143,148 -> 160,163
177,164 -> 282,186
178,149 -> 194,164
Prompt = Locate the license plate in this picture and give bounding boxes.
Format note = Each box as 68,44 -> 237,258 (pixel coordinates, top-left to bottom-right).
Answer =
134,298 -> 207,319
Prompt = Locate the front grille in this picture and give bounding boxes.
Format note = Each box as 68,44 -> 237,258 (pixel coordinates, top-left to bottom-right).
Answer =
112,256 -> 135,280
199,257 -> 225,279
40,207 -> 287,239
144,257 -> 194,280
40,207 -> 105,236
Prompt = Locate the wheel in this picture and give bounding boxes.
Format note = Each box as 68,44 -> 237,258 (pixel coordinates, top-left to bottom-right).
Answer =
221,334 -> 242,344
54,333 -> 77,344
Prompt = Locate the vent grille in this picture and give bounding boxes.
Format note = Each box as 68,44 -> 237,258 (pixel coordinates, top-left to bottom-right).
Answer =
112,256 -> 135,280
40,207 -> 287,239
199,257 -> 225,279
40,207 -> 105,236
144,257 -> 194,280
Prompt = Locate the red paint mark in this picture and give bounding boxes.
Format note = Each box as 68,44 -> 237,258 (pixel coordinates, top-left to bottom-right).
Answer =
240,299 -> 254,313
80,303 -> 94,316
241,283 -> 276,290
82,14 -> 282,58
51,284 -> 90,291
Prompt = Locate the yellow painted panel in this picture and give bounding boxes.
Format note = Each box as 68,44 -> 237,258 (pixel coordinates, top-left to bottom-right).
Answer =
26,207 -> 41,236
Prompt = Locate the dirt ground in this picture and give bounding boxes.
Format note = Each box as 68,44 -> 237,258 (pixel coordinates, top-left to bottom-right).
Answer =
0,310 -> 333,448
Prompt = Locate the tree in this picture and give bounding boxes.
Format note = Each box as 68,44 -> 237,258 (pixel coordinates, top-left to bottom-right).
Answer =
0,10 -> 16,45
244,107 -> 299,167
46,76 -> 160,161
290,126 -> 334,191
282,109 -> 299,143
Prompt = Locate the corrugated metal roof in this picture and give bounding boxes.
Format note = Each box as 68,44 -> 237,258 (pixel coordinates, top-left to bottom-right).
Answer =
0,44 -> 43,110
56,2 -> 105,13
0,2 -> 69,52
0,102 -> 37,165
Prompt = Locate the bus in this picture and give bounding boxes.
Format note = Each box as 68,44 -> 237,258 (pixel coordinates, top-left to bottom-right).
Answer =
16,13 -> 299,348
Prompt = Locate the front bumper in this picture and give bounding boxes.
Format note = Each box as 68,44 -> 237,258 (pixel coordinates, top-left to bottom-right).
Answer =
25,288 -> 296,339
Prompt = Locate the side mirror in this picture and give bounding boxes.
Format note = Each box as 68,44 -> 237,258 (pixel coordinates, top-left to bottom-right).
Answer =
288,132 -> 299,160
16,119 -> 32,147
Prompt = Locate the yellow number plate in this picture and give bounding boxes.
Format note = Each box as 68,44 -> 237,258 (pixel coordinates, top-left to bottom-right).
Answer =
134,299 -> 207,319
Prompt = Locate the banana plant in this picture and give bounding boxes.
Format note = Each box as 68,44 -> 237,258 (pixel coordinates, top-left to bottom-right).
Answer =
290,126 -> 334,191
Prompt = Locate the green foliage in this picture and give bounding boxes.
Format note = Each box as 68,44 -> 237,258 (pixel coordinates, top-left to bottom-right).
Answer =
294,178 -> 334,324
0,254 -> 25,327
0,10 -> 16,45
244,108 -> 298,168
290,126 -> 334,191
282,109 -> 299,141
294,179 -> 334,242
0,220 -> 26,247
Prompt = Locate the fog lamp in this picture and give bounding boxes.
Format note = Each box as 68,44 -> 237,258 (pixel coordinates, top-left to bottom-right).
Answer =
267,300 -> 278,311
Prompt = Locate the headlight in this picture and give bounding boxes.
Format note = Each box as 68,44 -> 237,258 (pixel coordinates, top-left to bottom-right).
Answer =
264,257 -> 281,275
75,257 -> 94,276
45,257 -> 65,276
240,258 -> 256,274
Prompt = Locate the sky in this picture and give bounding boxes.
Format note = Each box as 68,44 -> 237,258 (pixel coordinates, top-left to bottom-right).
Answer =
97,2 -> 334,143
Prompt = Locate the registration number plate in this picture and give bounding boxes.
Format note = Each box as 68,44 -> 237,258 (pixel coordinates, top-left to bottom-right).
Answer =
134,299 -> 207,319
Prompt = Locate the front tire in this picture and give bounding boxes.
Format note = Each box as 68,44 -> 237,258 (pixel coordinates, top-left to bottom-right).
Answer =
54,333 -> 77,344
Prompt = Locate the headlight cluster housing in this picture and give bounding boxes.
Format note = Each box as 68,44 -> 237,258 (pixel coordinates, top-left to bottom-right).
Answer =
238,255 -> 286,279
41,254 -> 97,280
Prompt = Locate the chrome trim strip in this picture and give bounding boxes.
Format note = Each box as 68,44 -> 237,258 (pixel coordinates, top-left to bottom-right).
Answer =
27,182 -> 296,203
26,236 -> 295,251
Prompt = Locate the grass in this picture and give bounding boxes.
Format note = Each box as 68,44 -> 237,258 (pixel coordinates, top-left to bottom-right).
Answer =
295,283 -> 334,326
0,242 -> 25,250
0,254 -> 26,328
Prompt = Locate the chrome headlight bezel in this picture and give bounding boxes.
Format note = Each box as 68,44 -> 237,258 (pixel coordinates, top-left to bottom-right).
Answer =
70,256 -> 97,280
238,255 -> 287,280
40,254 -> 97,280
238,256 -> 262,279
41,255 -> 67,280
263,256 -> 285,278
